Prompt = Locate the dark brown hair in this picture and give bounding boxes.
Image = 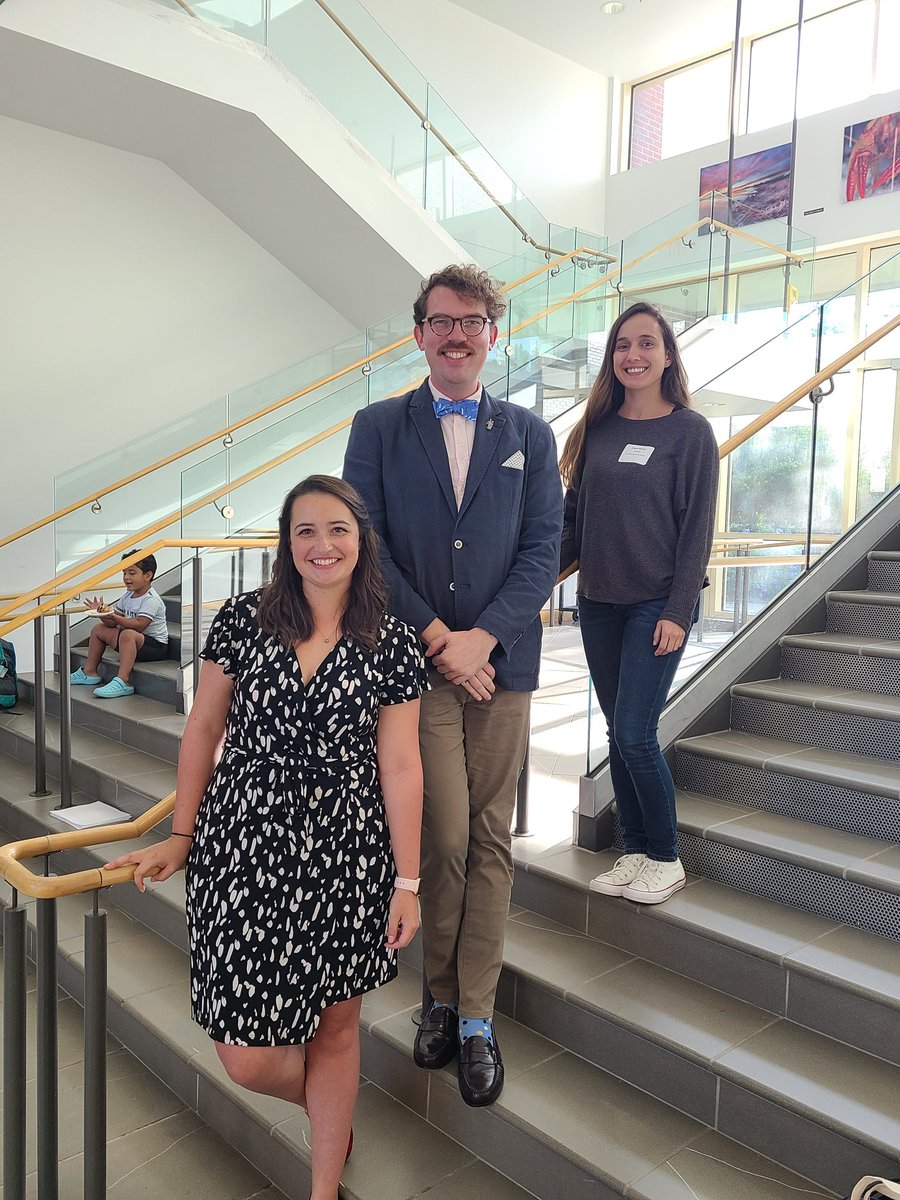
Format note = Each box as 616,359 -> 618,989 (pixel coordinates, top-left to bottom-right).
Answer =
559,302 -> 692,487
256,476 -> 387,652
413,264 -> 507,325
122,549 -> 157,579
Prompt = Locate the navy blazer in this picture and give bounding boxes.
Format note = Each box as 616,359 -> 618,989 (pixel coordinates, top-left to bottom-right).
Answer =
343,381 -> 563,691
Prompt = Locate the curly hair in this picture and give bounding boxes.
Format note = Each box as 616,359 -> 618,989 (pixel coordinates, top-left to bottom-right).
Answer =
256,475 -> 387,652
560,302 -> 692,488
413,264 -> 507,325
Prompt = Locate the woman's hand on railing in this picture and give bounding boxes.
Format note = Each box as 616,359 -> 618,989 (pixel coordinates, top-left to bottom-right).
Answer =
103,836 -> 191,893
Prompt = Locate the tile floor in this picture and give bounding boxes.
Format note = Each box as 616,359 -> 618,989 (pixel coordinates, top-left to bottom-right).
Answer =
525,618 -> 728,848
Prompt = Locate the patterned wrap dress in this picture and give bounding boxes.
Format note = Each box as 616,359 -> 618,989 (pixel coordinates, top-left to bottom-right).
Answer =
185,591 -> 428,1046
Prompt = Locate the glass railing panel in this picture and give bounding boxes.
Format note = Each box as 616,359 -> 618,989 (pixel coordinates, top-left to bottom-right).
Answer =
267,2 -> 428,207
423,88 -> 550,268
856,367 -> 899,517
225,331 -> 371,428
865,244 -> 900,358
188,0 -> 265,39
179,543 -> 272,670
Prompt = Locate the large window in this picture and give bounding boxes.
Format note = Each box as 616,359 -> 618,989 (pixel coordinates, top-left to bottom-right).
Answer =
629,53 -> 732,168
746,1 -> 877,133
627,0 -> 900,168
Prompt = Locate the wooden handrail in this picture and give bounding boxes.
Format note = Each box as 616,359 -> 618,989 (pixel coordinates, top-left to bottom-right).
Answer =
0,794 -> 176,899
0,248 -> 604,558
718,313 -> 900,458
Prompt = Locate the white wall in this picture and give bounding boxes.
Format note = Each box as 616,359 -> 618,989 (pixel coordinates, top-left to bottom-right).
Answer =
0,115 -> 364,663
362,0 -> 610,236
605,88 -> 900,251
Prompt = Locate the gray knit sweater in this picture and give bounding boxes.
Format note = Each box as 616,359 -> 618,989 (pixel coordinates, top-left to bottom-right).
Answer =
560,407 -> 719,632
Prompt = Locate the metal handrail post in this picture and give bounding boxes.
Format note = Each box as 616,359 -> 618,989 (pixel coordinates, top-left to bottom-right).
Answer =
3,899 -> 27,1200
37,881 -> 60,1200
192,550 -> 202,700
512,721 -> 532,839
57,609 -> 73,808
83,894 -> 107,1200
31,607 -> 51,797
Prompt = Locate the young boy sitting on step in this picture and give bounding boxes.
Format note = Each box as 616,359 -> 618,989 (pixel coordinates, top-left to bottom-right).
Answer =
70,550 -> 169,699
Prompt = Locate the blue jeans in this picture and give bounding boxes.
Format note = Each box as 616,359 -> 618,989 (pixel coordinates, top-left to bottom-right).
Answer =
579,595 -> 692,862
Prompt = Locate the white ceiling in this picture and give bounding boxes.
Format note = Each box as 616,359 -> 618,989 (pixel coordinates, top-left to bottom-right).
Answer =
447,0 -> 857,80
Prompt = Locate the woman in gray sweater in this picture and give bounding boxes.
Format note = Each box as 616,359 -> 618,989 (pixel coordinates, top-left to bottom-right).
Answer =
560,302 -> 718,904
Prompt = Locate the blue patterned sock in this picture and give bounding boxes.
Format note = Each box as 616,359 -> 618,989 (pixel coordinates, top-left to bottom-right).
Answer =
459,1015 -> 494,1045
433,1000 -> 458,1014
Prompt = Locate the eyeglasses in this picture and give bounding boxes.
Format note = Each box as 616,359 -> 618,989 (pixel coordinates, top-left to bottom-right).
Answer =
421,314 -> 491,336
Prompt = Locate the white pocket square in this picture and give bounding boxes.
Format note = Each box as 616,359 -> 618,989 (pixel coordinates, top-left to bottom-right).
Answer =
500,451 -> 525,470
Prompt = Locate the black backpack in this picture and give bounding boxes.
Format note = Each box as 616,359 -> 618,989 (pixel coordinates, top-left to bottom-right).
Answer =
0,637 -> 18,709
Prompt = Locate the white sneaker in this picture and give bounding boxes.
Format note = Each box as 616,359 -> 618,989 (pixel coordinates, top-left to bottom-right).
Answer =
623,858 -> 686,905
589,854 -> 648,896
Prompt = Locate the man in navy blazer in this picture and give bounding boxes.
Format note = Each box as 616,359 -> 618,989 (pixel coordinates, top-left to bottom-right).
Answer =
343,264 -> 562,1107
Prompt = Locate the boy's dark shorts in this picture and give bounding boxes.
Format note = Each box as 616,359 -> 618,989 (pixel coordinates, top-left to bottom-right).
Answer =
115,631 -> 169,662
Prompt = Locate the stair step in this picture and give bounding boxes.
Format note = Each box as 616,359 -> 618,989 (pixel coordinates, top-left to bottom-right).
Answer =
732,677 -> 900,721
65,646 -> 181,707
511,840 -> 900,1062
729,678 -> 900,760
0,701 -> 176,818
779,632 -> 900,696
677,789 -> 898,885
362,962 -> 845,1199
868,551 -> 900,592
781,631 -> 900,659
675,730 -> 900,844
1,900 -> 531,1200
826,591 -> 900,638
19,671 -> 185,764
0,770 -> 858,1198
827,589 -> 900,606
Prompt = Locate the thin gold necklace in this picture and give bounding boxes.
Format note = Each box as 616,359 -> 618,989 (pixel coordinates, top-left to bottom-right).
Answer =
315,616 -> 342,645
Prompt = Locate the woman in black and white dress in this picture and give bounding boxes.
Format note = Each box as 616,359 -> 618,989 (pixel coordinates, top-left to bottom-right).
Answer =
107,475 -> 427,1200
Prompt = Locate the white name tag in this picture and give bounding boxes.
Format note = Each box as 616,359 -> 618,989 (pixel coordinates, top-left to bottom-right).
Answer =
618,443 -> 655,465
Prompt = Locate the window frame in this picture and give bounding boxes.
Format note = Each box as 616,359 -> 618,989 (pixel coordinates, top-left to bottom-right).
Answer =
625,47 -> 733,171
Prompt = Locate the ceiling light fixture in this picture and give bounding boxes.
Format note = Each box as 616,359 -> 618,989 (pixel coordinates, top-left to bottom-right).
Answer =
600,2 -> 626,13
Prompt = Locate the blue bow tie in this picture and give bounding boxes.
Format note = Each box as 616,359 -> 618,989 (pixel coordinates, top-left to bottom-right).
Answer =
433,397 -> 479,421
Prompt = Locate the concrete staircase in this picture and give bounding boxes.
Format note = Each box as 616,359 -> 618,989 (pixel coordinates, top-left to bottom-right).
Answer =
1,552 -> 898,1198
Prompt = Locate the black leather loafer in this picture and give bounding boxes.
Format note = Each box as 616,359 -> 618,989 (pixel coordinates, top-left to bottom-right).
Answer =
458,1033 -> 504,1107
413,1003 -> 459,1070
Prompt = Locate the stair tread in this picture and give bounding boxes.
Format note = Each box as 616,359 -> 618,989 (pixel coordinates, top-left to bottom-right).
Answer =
505,908 -> 778,1066
780,631 -> 900,659
517,844 -> 900,1010
675,730 -> 900,797
676,789 -> 900,894
0,775 -> 881,1196
827,588 -> 900,605
23,671 -> 181,724
731,676 -> 900,720
0,701 -> 177,799
0,877 -> 531,1200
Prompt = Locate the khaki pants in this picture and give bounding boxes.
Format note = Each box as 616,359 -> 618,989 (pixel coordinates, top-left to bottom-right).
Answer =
418,674 -> 530,1017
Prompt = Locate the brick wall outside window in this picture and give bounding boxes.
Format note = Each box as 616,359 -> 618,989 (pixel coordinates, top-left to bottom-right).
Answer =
630,80 -> 664,167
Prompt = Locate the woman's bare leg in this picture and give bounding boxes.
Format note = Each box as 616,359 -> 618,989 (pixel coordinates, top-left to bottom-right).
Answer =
215,1042 -> 306,1107
305,996 -> 362,1200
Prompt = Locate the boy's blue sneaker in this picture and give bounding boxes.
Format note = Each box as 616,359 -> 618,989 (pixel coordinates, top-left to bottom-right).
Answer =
93,677 -> 134,699
70,667 -> 101,685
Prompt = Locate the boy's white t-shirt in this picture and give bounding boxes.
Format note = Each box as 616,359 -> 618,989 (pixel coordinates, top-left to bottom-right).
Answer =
113,587 -> 168,644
